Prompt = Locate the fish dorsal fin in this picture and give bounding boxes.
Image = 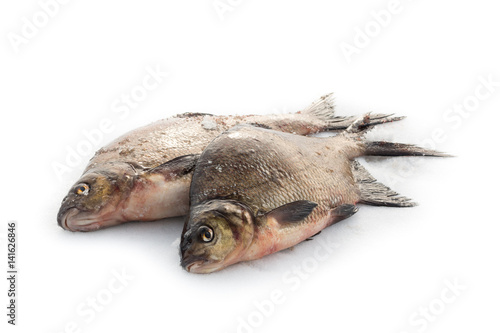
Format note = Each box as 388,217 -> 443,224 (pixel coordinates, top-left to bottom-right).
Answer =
301,93 -> 336,119
265,200 -> 318,224
146,154 -> 199,177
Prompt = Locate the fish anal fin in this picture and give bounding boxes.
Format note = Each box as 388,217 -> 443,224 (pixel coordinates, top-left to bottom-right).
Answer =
351,161 -> 417,207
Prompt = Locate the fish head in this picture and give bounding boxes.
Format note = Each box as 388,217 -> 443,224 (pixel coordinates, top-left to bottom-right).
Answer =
57,163 -> 136,232
180,200 -> 255,273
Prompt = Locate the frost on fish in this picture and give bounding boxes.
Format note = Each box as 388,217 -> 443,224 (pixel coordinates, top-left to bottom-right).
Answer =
201,116 -> 218,130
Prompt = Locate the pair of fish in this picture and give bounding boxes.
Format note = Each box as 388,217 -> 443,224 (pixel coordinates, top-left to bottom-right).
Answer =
58,93 -> 445,273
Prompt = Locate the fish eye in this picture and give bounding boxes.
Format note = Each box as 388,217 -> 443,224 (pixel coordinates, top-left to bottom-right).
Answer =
198,226 -> 214,243
75,184 -> 90,196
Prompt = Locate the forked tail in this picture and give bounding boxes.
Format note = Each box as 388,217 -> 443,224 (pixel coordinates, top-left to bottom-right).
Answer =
344,113 -> 450,207
365,141 -> 450,157
302,93 -> 406,131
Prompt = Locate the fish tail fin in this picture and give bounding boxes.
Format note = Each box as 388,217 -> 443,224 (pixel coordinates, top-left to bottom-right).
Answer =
343,113 -> 451,157
302,93 -> 405,131
365,141 -> 450,157
351,161 -> 416,207
343,113 -> 451,207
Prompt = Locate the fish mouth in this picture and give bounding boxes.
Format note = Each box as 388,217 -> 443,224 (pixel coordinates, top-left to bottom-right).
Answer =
181,255 -> 223,274
57,207 -> 103,232
181,255 -> 208,273
185,261 -> 203,273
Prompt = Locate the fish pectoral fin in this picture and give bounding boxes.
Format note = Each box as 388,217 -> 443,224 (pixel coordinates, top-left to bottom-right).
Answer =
330,204 -> 359,224
265,200 -> 318,224
246,123 -> 273,129
146,154 -> 200,177
175,112 -> 214,118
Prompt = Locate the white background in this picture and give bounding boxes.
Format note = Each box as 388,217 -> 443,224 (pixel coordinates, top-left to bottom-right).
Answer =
1,1 -> 499,332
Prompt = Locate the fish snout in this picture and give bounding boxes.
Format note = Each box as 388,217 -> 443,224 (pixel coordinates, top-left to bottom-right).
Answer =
57,205 -> 79,231
57,207 -> 105,232
180,253 -> 207,272
180,234 -> 205,272
57,193 -> 77,228
180,233 -> 193,253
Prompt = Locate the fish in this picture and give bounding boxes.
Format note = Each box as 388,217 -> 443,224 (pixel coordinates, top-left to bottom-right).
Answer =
57,93 -> 401,232
180,115 -> 447,273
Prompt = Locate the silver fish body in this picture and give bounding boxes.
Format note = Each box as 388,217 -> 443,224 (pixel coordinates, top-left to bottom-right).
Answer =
58,94 -> 395,232
180,118 -> 446,273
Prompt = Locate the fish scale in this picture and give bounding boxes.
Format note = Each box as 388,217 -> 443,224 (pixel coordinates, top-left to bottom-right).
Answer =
188,126 -> 361,250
